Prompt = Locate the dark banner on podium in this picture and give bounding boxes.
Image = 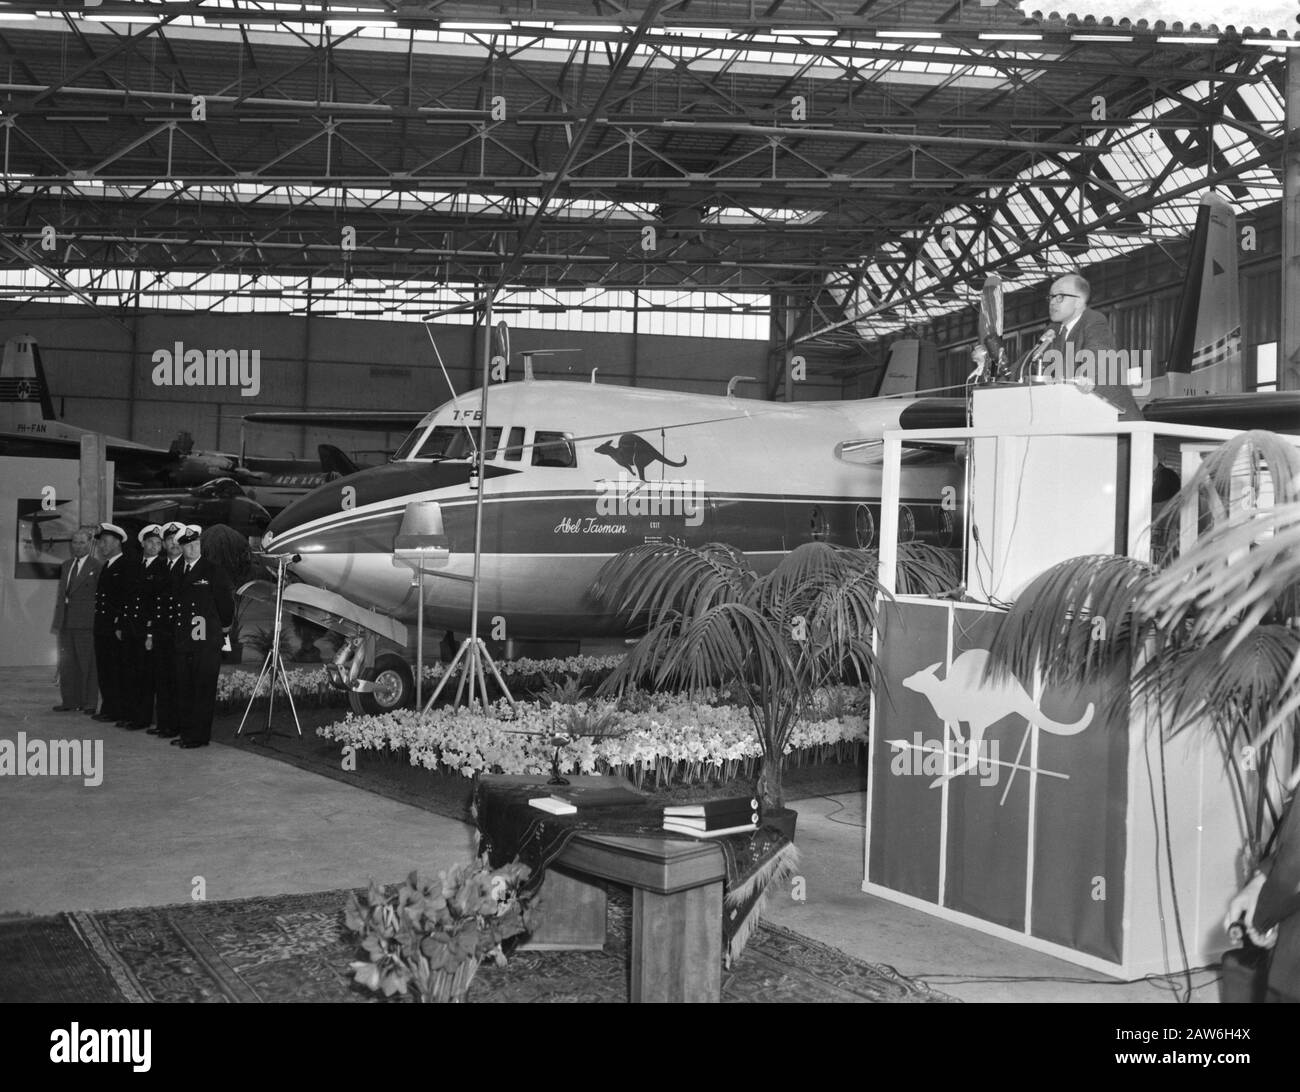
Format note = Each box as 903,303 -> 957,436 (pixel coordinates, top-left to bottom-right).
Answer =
867,600 -> 1127,965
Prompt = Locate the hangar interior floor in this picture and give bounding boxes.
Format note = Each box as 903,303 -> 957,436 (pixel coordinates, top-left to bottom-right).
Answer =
0,666 -> 1219,1004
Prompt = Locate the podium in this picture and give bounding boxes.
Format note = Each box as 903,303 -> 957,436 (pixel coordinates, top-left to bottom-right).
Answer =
863,385 -> 1260,977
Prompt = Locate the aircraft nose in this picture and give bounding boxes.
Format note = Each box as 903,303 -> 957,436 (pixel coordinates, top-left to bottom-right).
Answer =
263,460 -> 518,546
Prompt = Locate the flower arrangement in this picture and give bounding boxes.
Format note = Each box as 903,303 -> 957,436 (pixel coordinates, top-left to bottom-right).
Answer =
343,860 -> 534,1003
318,688 -> 868,787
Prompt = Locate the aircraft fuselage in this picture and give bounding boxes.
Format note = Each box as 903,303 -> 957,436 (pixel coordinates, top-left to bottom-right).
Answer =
262,381 -> 960,640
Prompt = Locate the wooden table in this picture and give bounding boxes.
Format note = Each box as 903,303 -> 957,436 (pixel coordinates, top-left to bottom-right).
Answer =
523,831 -> 727,1004
481,775 -> 727,1003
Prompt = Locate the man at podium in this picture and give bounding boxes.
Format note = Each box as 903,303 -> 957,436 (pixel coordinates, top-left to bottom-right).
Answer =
1040,273 -> 1142,420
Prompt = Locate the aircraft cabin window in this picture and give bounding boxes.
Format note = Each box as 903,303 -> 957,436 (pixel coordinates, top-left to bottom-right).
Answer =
503,426 -> 525,462
531,431 -> 576,468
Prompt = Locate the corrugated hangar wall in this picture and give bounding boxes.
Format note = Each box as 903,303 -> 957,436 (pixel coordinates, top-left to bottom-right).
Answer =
0,307 -> 838,459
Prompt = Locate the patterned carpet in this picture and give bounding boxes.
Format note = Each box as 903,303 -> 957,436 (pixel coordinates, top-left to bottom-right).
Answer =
1,886 -> 952,1004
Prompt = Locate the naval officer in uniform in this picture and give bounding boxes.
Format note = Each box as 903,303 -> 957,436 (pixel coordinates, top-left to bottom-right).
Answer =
125,524 -> 168,729
91,522 -> 138,725
170,525 -> 234,749
147,521 -> 186,739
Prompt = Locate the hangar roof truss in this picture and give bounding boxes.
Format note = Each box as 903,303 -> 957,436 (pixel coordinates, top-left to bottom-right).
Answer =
0,1 -> 1288,349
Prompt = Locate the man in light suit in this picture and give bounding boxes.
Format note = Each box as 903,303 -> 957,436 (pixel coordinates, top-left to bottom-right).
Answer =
1039,272 -> 1142,420
50,527 -> 102,713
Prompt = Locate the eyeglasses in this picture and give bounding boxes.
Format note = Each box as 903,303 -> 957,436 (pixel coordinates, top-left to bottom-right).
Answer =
1047,292 -> 1080,303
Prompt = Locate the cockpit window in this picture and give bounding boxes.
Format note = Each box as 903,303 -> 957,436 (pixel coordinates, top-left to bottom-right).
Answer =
407,426 -> 502,461
531,431 -> 576,468
392,426 -> 426,461
503,426 -> 525,462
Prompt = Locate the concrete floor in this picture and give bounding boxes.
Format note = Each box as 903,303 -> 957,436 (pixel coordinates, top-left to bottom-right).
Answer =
0,666 -> 1218,1003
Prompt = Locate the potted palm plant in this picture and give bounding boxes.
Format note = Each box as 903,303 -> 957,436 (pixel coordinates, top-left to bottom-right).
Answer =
592,539 -> 960,817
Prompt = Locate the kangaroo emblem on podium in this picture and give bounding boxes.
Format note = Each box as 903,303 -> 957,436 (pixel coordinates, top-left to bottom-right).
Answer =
903,648 -> 1094,789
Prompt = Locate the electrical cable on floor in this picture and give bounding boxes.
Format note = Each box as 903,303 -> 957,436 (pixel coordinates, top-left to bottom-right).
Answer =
1157,714 -> 1195,1004
914,966 -> 1220,990
806,793 -> 866,828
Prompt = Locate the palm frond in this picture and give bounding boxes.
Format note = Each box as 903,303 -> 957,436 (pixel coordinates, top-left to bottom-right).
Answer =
749,541 -> 861,619
984,554 -> 1158,688
894,542 -> 963,597
598,612 -> 689,696
804,570 -> 886,686
1133,625 -> 1299,738
654,602 -> 792,695
1151,430 -> 1300,557
1143,500 -> 1300,646
590,541 -> 755,624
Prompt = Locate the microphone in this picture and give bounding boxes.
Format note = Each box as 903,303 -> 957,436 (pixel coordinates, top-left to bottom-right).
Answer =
1018,326 -> 1058,382
1029,325 -> 1056,362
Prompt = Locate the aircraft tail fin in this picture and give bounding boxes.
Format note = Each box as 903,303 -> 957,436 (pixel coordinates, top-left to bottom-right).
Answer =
877,338 -> 922,397
318,443 -> 359,477
0,334 -> 58,426
1159,192 -> 1243,397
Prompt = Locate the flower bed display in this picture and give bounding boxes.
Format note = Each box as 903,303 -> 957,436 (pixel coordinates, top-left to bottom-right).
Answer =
317,691 -> 868,788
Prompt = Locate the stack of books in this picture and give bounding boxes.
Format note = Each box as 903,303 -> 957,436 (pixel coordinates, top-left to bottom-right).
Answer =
661,796 -> 760,838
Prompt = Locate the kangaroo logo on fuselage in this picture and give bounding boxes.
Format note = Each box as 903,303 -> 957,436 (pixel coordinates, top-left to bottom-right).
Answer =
902,648 -> 1093,788
594,433 -> 687,482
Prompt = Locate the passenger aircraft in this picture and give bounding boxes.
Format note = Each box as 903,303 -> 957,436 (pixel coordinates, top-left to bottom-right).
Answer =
260,379 -> 961,658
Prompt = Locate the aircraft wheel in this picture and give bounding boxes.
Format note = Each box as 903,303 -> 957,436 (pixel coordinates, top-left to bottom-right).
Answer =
348,652 -> 416,715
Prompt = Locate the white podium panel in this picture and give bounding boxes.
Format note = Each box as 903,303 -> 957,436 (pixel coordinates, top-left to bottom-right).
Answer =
969,385 -> 1122,601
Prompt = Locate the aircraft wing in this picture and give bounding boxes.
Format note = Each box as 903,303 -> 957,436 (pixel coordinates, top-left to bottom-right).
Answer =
242,411 -> 427,431
846,391 -> 1299,436
1141,392 -> 1300,434
0,430 -> 179,476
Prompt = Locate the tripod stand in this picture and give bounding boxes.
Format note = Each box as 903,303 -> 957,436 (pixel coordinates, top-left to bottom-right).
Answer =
415,297 -> 517,717
421,634 -> 515,714
237,553 -> 302,738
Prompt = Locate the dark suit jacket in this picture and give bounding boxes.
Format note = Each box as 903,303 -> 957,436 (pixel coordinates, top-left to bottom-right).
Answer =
93,554 -> 138,637
1255,795 -> 1300,1000
171,558 -> 235,649
52,555 -> 102,632
1047,307 -> 1142,420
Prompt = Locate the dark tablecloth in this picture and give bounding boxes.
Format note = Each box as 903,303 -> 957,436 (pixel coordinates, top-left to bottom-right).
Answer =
472,775 -> 795,959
